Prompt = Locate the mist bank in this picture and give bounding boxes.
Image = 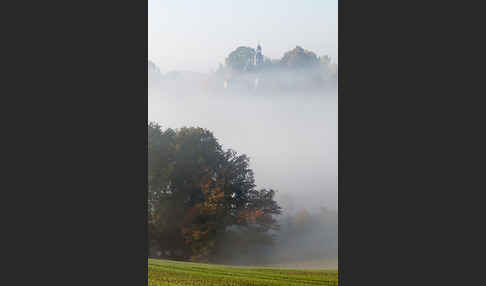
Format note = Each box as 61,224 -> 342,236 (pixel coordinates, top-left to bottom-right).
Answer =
215,208 -> 338,268
149,88 -> 337,212
149,69 -> 337,96
149,59 -> 337,266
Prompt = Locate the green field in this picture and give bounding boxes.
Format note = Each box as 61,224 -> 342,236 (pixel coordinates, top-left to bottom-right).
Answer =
148,258 -> 338,286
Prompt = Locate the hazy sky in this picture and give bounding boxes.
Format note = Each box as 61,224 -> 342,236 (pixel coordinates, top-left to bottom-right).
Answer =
148,0 -> 338,74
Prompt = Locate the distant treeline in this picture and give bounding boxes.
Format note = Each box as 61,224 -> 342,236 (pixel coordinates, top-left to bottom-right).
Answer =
219,45 -> 336,75
148,45 -> 337,93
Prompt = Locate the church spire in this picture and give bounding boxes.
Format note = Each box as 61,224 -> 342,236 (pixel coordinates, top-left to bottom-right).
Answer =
255,43 -> 263,66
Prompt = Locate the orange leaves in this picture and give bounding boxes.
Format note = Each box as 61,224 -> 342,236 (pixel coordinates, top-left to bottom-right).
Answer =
237,208 -> 265,224
200,180 -> 225,215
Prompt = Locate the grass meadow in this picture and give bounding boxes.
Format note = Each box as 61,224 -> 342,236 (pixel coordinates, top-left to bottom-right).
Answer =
148,258 -> 338,286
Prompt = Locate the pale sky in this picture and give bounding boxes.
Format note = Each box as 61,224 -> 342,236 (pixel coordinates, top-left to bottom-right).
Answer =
148,0 -> 338,74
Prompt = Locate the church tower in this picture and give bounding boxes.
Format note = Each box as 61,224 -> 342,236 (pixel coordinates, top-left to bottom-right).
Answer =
255,44 -> 263,66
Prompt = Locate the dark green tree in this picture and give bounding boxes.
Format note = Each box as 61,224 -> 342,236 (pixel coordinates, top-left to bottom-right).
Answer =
148,123 -> 281,262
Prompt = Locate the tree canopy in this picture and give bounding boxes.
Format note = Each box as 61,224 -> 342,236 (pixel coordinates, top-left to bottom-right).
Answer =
148,122 -> 281,262
225,46 -> 256,72
280,46 -> 320,69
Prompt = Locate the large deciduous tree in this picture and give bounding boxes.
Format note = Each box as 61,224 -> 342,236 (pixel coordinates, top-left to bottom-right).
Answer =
148,123 -> 281,262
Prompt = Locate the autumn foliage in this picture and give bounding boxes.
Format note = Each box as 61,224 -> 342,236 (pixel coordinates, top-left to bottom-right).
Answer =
148,123 -> 281,262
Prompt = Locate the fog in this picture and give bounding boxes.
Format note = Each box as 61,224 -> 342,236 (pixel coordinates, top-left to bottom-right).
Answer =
148,75 -> 337,268
217,207 -> 338,269
148,86 -> 337,211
